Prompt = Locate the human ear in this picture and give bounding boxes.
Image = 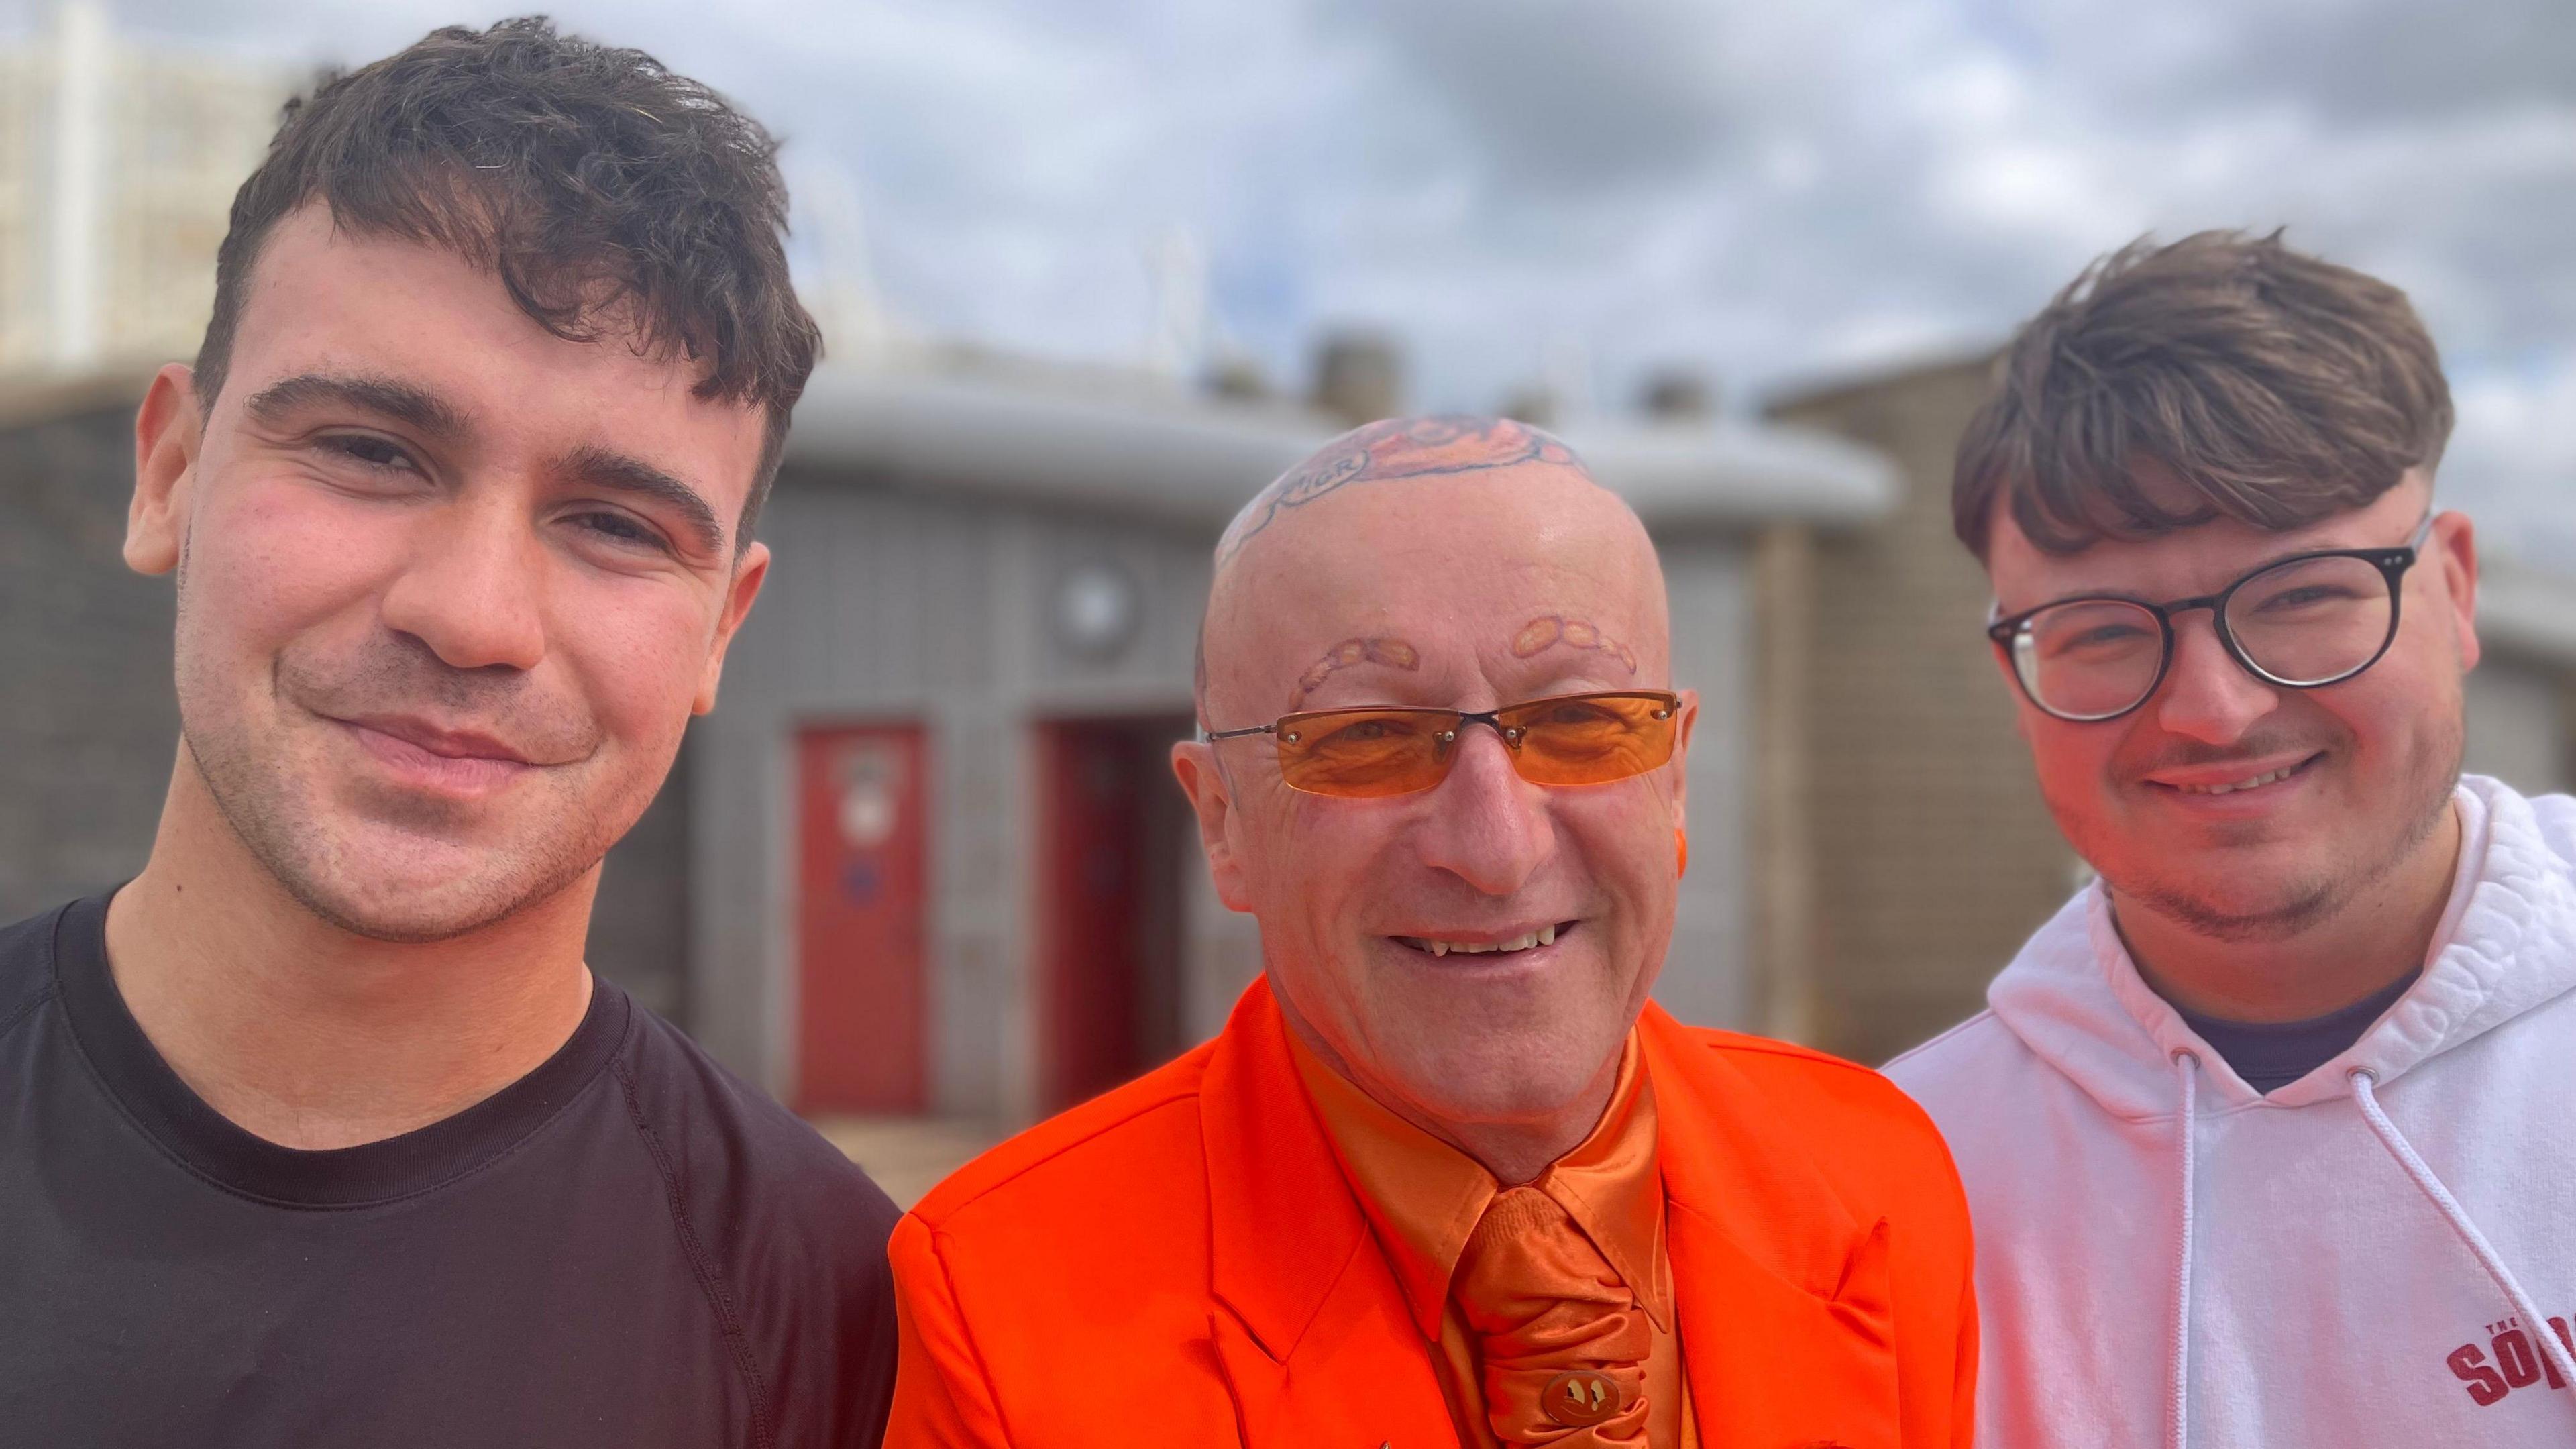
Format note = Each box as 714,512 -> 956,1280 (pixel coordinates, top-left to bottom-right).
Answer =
1666,688 -> 1700,836
1987,640 -> 2037,743
1171,741 -> 1253,912
126,365 -> 202,578
2430,509 -> 2481,672
694,539 -> 771,714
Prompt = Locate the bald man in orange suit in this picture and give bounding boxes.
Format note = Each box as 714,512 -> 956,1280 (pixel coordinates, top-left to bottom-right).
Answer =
886,417 -> 1977,1448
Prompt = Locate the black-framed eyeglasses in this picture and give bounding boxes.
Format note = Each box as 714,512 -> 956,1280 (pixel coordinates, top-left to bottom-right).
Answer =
1986,514 -> 2435,723
1200,690 -> 1681,798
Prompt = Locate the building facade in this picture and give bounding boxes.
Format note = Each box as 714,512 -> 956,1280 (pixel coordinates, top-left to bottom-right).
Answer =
0,3 -> 294,374
686,359 -> 1897,1125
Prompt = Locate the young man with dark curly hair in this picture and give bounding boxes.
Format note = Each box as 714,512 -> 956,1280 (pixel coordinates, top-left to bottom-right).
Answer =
1890,231 -> 2576,1446
0,19 -> 897,1446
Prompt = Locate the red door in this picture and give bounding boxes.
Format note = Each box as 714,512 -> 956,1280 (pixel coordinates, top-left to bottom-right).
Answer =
1038,717 -> 1194,1111
794,724 -> 928,1113
1039,723 -> 1144,1110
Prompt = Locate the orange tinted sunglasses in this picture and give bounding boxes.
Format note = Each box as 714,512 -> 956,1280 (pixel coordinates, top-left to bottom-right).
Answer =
1201,690 -> 1681,798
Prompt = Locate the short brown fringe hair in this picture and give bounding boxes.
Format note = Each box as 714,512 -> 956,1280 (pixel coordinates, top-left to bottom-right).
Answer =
1953,230 -> 2452,561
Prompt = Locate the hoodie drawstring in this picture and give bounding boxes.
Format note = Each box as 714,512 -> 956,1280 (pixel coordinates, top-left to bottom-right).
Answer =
2349,1067 -> 2576,1398
2169,1050 -> 2198,1449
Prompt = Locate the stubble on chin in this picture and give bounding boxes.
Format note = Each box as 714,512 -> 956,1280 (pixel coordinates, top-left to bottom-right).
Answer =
2086,757 -> 2461,947
2115,867 -> 2341,945
176,651 -> 644,946
182,724 -> 617,943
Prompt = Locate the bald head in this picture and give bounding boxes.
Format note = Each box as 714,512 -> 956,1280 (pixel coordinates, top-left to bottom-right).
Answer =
1199,415 -> 1666,729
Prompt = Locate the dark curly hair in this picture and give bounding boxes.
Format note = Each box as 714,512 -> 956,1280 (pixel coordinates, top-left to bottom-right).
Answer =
194,16 -> 820,542
1953,230 -> 2452,561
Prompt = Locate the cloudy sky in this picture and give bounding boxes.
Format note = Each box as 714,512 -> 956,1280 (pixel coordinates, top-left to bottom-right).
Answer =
11,0 -> 2572,559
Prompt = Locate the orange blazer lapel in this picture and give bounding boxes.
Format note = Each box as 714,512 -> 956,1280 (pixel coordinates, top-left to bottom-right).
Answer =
1200,980 -> 1462,1449
1642,1008 -> 1903,1447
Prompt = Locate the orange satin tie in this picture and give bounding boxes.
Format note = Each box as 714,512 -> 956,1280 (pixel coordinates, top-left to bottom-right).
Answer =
1451,1185 -> 1651,1447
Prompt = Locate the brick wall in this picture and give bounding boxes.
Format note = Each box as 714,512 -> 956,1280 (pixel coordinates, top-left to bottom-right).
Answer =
0,395 -> 176,924
1768,358 -> 2080,1065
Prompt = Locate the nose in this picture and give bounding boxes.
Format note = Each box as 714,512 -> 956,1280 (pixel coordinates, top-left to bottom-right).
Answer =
377,488 -> 547,673
2149,611 -> 2280,745
1413,725 -> 1555,896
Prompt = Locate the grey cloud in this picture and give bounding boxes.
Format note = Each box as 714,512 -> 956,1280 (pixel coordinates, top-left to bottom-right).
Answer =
1317,0 -> 1741,189
2004,0 -> 2576,124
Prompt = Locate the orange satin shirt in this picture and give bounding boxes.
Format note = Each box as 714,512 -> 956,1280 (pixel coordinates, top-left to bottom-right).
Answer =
1289,1031 -> 1699,1448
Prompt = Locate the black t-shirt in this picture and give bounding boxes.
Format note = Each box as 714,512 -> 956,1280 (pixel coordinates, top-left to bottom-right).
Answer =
0,895 -> 900,1448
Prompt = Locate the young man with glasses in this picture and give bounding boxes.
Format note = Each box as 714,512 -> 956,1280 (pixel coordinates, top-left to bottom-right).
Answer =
1888,232 -> 2576,1446
886,417 -> 1978,1446
0,21 -> 898,1445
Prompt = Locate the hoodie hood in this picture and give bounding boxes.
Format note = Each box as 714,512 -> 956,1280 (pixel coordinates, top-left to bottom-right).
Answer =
1987,775 -> 2576,1120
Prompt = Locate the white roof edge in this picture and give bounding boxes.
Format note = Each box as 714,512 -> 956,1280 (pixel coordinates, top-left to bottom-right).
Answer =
783,368 -> 1323,527
1554,420 -> 1898,530
783,366 -> 1899,531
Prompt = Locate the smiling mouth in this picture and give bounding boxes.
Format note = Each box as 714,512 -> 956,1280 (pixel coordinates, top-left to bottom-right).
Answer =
335,716 -> 544,796
2156,753 -> 2324,796
1393,921 -> 1576,958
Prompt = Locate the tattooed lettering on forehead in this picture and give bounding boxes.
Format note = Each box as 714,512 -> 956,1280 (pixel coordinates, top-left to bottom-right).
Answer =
1217,415 -> 1582,566
1511,614 -> 1638,676
1287,636 -> 1421,712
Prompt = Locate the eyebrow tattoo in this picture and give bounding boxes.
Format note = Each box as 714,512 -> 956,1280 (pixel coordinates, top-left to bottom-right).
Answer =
1511,614 -> 1638,675
244,372 -> 472,441
560,444 -> 727,557
1287,636 -> 1421,712
1218,415 -> 1582,566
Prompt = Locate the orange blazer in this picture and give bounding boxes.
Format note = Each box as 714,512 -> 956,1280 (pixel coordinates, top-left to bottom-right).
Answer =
888,979 -> 1976,1448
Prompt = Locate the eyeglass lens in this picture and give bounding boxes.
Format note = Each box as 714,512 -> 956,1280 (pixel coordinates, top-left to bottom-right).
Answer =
1272,693 -> 1678,798
2011,553 -> 2396,720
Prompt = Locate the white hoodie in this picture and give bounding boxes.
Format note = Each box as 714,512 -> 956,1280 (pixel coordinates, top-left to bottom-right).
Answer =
1888,775 -> 2576,1447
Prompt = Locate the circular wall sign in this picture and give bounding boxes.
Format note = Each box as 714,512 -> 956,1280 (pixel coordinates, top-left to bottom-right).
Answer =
1052,561 -> 1143,663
